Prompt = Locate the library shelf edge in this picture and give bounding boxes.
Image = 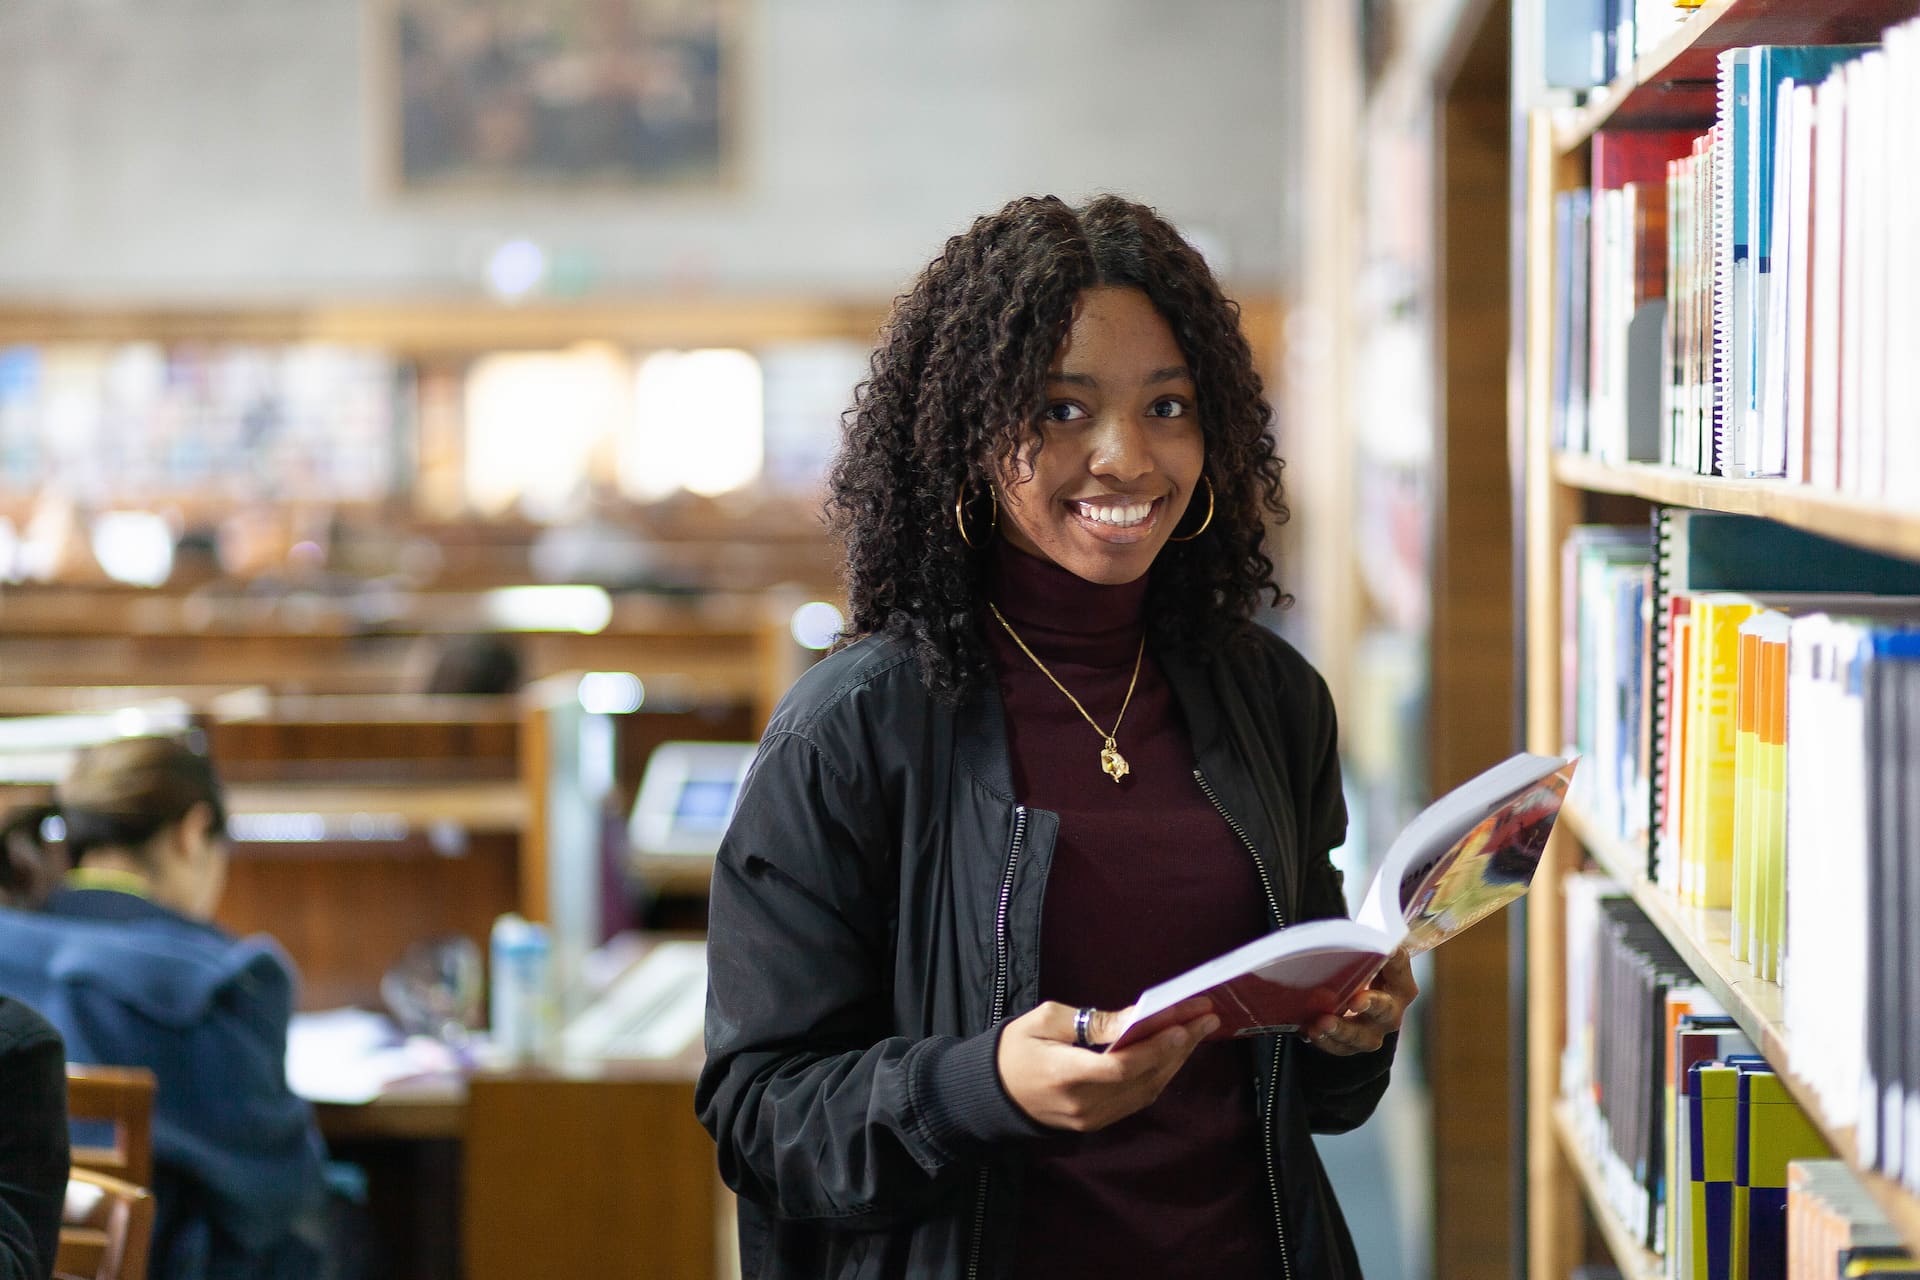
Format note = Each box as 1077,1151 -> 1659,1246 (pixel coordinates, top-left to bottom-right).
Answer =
1556,800 -> 1920,1256
1548,0 -> 1920,153
1552,452 -> 1920,561
1549,1099 -> 1665,1280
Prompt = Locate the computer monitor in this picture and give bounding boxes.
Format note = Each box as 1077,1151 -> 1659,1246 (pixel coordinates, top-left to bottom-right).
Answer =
627,740 -> 757,859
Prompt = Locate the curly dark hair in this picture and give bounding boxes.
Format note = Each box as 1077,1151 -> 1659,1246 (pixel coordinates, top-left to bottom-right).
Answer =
826,193 -> 1290,700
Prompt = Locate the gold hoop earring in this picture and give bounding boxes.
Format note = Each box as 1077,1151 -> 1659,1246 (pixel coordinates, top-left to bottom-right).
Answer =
1167,476 -> 1214,542
955,485 -> 998,549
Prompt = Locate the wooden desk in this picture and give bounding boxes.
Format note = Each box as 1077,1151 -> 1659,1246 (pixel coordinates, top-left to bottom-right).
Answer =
311,1026 -> 725,1280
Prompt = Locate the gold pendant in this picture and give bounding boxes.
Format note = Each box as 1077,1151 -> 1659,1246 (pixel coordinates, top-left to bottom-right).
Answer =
1100,739 -> 1129,782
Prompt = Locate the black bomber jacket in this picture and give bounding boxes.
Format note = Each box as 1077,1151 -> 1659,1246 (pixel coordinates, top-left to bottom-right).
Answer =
696,622 -> 1398,1280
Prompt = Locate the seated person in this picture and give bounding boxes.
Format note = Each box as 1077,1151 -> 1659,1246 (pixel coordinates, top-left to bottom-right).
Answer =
422,633 -> 524,696
0,995 -> 67,1280
0,737 -> 327,1280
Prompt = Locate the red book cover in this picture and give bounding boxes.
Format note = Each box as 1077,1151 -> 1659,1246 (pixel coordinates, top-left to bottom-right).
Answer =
1593,129 -> 1697,191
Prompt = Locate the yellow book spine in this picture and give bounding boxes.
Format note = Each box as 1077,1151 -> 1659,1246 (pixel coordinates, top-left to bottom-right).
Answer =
1685,602 -> 1710,905
1694,599 -> 1759,909
1760,634 -> 1789,983
1698,1065 -> 1740,1280
1671,612 -> 1695,898
1731,625 -> 1760,958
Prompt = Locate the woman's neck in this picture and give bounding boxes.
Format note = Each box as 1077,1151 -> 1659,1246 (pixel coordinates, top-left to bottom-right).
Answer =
67,852 -> 156,898
984,541 -> 1149,666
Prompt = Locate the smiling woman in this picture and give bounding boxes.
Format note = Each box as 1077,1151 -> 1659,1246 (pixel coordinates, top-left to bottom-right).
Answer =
995,286 -> 1206,586
696,194 -> 1414,1280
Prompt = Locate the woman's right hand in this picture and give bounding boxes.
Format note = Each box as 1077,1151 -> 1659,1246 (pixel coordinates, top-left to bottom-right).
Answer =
995,998 -> 1219,1132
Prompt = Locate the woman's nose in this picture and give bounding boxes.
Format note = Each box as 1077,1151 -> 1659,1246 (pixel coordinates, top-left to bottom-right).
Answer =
1088,415 -> 1152,481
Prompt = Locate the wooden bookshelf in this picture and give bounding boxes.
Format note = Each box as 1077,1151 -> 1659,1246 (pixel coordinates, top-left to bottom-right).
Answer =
1518,0 -> 1920,1269
1554,453 -> 1920,560
1556,802 -> 1920,1256
1550,0 -> 1920,153
1549,1101 -> 1665,1280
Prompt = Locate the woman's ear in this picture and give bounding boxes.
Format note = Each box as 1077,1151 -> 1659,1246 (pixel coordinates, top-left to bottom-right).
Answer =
173,801 -> 226,869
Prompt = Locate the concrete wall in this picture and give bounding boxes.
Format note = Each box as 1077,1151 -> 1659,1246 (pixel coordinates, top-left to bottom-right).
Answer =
0,0 -> 1301,300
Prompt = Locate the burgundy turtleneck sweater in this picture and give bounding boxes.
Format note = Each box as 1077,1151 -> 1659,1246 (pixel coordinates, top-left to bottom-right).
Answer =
985,542 -> 1280,1277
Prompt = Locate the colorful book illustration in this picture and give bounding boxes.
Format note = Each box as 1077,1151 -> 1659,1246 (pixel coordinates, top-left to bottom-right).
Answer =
1107,753 -> 1575,1050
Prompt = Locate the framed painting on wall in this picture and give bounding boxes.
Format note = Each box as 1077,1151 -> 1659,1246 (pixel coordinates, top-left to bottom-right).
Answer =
377,0 -> 735,192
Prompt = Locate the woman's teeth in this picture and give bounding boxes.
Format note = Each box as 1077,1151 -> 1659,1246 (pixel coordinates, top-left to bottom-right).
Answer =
1076,501 -> 1153,528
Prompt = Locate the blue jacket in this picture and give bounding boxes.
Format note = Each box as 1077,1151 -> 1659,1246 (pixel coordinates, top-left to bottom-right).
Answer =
0,891 -> 326,1280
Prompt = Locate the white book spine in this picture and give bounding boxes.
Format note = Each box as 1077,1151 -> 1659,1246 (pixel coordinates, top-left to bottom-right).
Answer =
1831,624 -> 1868,1131
1809,74 -> 1848,491
1712,55 -> 1738,476
1853,55 -> 1888,502
1838,56 -> 1873,498
1784,84 -> 1817,486
1758,78 -> 1795,479
1782,615 -> 1822,1117
1884,24 -> 1919,507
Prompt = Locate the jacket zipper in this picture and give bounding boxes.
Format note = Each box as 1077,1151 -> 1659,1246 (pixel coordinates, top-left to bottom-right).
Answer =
965,804 -> 1028,1280
1194,768 -> 1294,1280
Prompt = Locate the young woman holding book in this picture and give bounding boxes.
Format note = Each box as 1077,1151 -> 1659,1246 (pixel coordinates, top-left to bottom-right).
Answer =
0,737 -> 329,1280
697,194 -> 1418,1279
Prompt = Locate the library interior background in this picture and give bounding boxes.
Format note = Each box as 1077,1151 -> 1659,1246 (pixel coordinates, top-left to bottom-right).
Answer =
3,1 -> 1920,1277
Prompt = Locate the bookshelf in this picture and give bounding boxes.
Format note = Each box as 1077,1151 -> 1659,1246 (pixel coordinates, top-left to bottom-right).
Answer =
1550,1099 -> 1665,1280
1557,799 -> 1920,1257
1549,0 -> 1918,151
1552,454 -> 1920,560
1517,0 -> 1920,1273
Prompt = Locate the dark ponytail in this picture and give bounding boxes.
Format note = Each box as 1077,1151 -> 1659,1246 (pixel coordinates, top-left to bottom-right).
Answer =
0,803 -> 61,909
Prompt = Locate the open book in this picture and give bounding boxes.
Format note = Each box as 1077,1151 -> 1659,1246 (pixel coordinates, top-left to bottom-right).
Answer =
1108,752 -> 1576,1050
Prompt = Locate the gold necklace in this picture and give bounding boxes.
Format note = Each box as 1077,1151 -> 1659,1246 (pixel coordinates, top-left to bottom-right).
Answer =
988,602 -> 1144,783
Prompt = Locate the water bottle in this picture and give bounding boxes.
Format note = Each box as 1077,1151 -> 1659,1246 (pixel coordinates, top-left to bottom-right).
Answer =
489,913 -> 554,1066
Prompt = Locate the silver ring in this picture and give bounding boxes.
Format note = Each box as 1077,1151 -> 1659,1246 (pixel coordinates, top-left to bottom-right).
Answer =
1073,1006 -> 1096,1049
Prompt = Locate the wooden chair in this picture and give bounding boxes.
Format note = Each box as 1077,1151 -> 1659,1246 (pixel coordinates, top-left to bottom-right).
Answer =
64,1065 -> 155,1187
55,1168 -> 155,1280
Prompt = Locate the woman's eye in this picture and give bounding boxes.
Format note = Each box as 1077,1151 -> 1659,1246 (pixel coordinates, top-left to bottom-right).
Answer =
1148,397 -> 1190,419
1042,402 -> 1088,423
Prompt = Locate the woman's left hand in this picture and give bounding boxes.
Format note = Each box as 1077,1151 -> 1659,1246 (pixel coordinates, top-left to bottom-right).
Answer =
1302,950 -> 1418,1056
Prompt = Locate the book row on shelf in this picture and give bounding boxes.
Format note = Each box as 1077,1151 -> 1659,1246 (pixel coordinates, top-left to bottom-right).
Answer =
1561,506 -> 1920,1246
1541,0 -> 1696,95
1550,14 -> 1920,498
1562,876 -> 1918,1279
0,339 -> 862,506
0,342 -> 398,501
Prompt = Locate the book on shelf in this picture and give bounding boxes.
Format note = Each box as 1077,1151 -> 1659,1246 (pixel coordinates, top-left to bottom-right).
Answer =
1554,15 -> 1920,498
1736,1068 -> 1835,1280
1674,1014 -> 1750,1276
1554,189 -> 1594,453
1106,752 -> 1575,1051
1564,877 -> 1718,1253
1647,510 -> 1920,888
1563,525 -> 1654,842
1561,511 -> 1920,1206
1536,1 -> 1689,94
1788,1159 -> 1913,1280
0,341 -> 400,501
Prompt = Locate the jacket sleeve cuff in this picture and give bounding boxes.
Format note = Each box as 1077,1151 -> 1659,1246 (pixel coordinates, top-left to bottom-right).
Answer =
908,1020 -> 1050,1163
1308,1028 -> 1398,1089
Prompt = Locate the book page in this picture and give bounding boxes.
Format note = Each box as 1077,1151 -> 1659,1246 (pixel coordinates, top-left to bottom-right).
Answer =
1395,765 -> 1573,954
1357,755 -> 1575,947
